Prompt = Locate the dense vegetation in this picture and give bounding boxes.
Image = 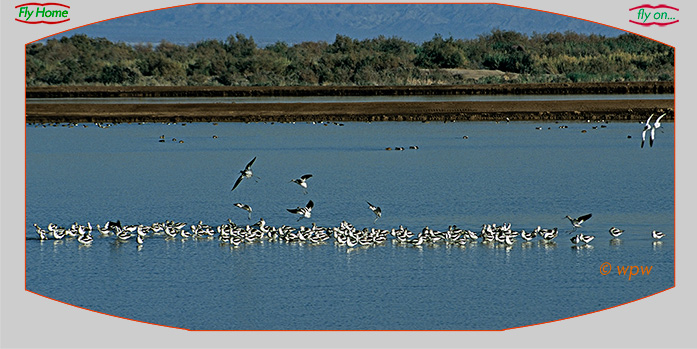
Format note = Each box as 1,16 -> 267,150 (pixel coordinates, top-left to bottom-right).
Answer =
26,30 -> 674,86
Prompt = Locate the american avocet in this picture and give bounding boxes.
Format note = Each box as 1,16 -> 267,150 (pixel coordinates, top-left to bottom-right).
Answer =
407,234 -> 425,246
234,203 -> 253,220
565,213 -> 592,232
645,113 -> 665,148
33,224 -> 48,240
641,114 -> 656,148
520,230 -> 535,242
104,220 -> 122,230
654,113 -> 665,132
290,174 -> 312,194
77,234 -> 93,245
52,228 -> 66,240
651,230 -> 665,240
367,201 -> 382,223
571,233 -> 595,245
580,233 -> 595,244
609,227 -> 624,238
287,200 -> 313,221
77,229 -> 93,245
115,227 -> 133,241
540,228 -> 558,241
231,157 -> 258,192
503,233 -> 515,246
136,231 -> 145,244
96,224 -> 111,236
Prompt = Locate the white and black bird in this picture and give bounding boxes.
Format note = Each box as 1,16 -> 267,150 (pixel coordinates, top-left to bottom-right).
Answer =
104,220 -> 121,230
609,227 -> 624,238
287,200 -> 313,221
565,213 -> 592,232
654,113 -> 665,133
290,174 -> 313,194
570,233 -> 594,245
651,230 -> 665,240
231,157 -> 258,192
648,113 -> 665,148
367,201 -> 382,223
77,232 -> 93,245
540,227 -> 558,241
233,203 -> 253,220
136,227 -> 147,244
641,114 -> 653,148
641,114 -> 666,148
33,224 -> 48,240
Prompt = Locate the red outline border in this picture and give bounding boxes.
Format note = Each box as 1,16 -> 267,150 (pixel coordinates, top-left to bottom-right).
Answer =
15,2 -> 71,24
16,18 -> 70,24
15,2 -> 70,8
629,4 -> 679,11
23,2 -> 677,333
629,20 -> 679,26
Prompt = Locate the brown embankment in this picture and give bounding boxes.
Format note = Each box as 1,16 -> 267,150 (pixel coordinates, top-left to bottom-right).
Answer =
25,82 -> 674,123
26,81 -> 673,98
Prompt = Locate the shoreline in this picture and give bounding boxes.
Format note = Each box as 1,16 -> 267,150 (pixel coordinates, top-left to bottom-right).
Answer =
26,99 -> 673,124
26,81 -> 673,98
25,82 -> 674,123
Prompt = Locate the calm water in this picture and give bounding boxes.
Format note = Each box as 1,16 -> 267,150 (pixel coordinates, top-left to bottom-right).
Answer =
25,120 -> 674,330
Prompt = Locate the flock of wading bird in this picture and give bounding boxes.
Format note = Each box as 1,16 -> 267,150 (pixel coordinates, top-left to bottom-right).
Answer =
29,214 -> 666,249
29,156 -> 667,249
29,113 -> 669,248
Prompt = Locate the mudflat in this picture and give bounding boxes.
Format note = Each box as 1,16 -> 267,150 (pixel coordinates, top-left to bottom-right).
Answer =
25,82 -> 673,123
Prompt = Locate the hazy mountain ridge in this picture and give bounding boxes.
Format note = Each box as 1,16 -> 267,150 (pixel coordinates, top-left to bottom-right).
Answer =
60,4 -> 623,46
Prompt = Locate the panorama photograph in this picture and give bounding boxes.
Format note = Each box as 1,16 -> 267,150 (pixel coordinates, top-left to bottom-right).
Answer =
24,3 -> 674,331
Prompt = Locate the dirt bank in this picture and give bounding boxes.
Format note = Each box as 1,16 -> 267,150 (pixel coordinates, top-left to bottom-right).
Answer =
26,99 -> 673,124
26,81 -> 673,98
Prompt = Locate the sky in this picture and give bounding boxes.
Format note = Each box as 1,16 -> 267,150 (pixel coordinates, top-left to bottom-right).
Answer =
41,3 -> 626,46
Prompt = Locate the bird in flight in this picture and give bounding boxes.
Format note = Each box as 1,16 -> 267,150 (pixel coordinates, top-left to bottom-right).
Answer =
641,114 -> 653,148
233,203 -> 253,220
367,201 -> 382,223
231,157 -> 258,192
290,174 -> 313,194
641,113 -> 665,148
287,200 -> 313,221
565,213 -> 592,233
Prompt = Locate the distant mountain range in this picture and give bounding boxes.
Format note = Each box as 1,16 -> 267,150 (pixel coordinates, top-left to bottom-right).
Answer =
51,4 -> 625,46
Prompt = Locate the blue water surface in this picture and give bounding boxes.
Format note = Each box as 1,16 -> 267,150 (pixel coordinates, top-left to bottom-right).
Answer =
25,120 -> 674,330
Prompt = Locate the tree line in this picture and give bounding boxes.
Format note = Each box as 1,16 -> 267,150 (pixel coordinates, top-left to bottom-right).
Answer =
25,30 -> 674,86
